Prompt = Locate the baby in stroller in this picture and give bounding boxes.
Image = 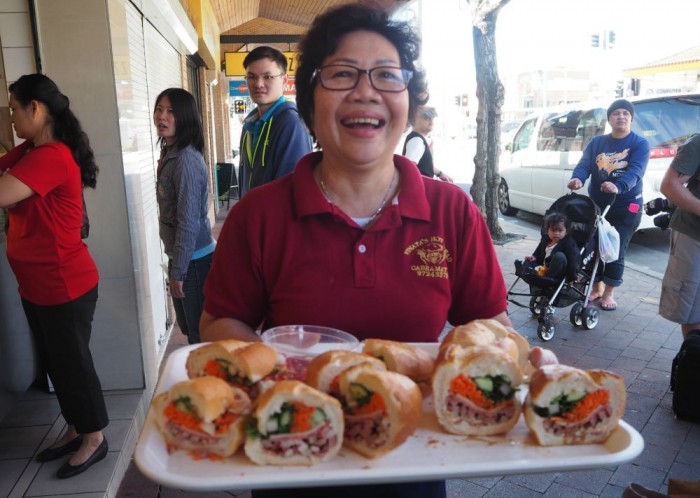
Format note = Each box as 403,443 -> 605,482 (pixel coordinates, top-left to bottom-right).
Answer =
518,213 -> 580,283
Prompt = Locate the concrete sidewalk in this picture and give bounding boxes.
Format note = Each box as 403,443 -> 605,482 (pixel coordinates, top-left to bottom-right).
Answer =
115,214 -> 699,498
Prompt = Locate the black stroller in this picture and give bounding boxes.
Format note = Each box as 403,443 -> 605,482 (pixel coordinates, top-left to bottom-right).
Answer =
507,192 -> 610,341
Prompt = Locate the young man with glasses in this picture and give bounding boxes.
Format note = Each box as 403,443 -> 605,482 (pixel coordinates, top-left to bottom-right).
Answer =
402,106 -> 453,182
238,46 -> 312,197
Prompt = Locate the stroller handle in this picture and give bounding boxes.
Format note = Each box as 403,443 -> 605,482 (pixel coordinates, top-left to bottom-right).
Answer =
600,194 -> 616,217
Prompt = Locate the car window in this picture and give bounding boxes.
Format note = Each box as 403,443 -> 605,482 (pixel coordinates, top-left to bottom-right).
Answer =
575,108 -> 606,151
512,118 -> 536,153
537,112 -> 579,152
633,96 -> 700,154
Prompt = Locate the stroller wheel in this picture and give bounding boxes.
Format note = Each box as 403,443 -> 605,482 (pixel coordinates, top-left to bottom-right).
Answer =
529,296 -> 547,316
569,303 -> 584,327
537,318 -> 555,341
582,306 -> 600,330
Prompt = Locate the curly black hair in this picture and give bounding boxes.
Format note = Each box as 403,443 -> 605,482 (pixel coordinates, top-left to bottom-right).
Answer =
9,74 -> 98,188
295,3 -> 428,141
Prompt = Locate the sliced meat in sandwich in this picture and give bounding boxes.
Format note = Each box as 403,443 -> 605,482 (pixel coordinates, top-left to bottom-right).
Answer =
152,376 -> 251,458
244,380 -> 344,465
432,344 -> 523,436
338,364 -> 422,459
524,364 -> 626,445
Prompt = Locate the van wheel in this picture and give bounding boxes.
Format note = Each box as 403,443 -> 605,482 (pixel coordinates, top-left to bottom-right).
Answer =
498,181 -> 518,216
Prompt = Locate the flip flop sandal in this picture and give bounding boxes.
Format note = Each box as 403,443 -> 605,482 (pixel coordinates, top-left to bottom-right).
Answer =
601,298 -> 617,311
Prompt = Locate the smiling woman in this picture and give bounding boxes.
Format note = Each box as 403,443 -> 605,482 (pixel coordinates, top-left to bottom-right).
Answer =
200,5 -> 520,496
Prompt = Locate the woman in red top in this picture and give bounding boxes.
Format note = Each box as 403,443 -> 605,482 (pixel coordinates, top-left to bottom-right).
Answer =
0,74 -> 108,479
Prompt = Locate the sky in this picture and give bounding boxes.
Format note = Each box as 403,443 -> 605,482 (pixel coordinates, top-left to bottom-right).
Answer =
414,0 -> 699,112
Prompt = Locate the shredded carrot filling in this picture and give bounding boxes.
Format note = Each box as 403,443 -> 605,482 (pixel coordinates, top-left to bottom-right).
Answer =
449,374 -> 502,409
189,450 -> 224,461
164,402 -> 201,431
214,411 -> 236,434
329,376 -> 340,395
204,359 -> 228,380
290,402 -> 316,433
562,389 -> 609,421
353,392 -> 386,416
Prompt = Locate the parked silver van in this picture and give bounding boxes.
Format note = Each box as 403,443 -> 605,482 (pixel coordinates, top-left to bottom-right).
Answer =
498,94 -> 700,231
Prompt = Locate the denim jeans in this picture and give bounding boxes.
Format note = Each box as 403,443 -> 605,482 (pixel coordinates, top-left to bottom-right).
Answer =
600,203 -> 642,287
170,252 -> 212,344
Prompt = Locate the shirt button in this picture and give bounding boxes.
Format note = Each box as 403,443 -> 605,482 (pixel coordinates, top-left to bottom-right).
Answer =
358,244 -> 367,253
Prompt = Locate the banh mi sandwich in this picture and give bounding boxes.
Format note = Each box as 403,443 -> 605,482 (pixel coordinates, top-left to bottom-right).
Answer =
440,319 -> 531,372
152,376 -> 251,457
524,364 -> 626,445
306,350 -> 386,397
432,344 -> 523,436
338,365 -> 422,459
244,380 -> 344,465
362,338 -> 435,383
186,341 -> 278,398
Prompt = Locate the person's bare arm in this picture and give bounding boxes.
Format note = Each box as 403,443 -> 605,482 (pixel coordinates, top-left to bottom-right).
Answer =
200,310 -> 260,342
0,172 -> 34,208
661,167 -> 700,217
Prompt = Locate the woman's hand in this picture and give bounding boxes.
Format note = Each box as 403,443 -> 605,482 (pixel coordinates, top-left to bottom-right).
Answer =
567,178 -> 583,190
170,279 -> 185,299
600,181 -> 618,195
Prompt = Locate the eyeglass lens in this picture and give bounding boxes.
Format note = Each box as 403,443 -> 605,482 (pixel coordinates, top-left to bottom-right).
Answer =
318,65 -> 411,92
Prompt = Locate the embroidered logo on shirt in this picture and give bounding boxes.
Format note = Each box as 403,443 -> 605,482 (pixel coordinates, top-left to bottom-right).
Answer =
404,236 -> 451,279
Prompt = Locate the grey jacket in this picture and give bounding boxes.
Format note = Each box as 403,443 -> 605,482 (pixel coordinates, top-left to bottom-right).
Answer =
156,144 -> 214,281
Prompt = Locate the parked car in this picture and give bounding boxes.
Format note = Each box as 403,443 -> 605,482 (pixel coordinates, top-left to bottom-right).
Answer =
497,93 -> 700,231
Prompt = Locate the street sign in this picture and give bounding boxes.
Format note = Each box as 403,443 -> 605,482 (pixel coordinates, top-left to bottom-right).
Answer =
225,52 -> 298,77
229,79 -> 249,97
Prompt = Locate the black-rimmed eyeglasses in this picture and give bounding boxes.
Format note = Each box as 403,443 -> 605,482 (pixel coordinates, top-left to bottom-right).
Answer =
313,64 -> 413,93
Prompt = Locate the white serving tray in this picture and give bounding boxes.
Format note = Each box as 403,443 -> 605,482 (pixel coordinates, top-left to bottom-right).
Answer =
134,344 -> 644,491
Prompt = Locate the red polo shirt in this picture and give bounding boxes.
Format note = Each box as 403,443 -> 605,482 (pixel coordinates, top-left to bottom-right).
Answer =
204,152 -> 506,342
0,141 -> 98,305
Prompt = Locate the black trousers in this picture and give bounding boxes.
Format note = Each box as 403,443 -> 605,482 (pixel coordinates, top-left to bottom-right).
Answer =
252,481 -> 446,498
21,285 -> 109,434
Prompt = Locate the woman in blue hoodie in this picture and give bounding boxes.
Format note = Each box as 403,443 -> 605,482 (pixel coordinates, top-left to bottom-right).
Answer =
568,99 -> 650,311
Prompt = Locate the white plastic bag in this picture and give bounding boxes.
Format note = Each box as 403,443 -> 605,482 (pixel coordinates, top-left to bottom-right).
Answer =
598,217 -> 620,263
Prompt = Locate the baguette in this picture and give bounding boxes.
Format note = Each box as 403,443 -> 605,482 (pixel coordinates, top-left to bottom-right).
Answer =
244,380 -> 344,465
363,338 -> 435,382
152,376 -> 251,457
432,344 -> 523,436
338,364 -> 422,458
523,364 -> 626,445
306,349 -> 386,396
186,341 -> 278,397
440,319 -> 531,371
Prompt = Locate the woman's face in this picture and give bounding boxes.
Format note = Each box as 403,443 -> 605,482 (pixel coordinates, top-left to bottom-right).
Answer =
312,30 -> 409,170
9,94 -> 38,141
154,95 -> 177,145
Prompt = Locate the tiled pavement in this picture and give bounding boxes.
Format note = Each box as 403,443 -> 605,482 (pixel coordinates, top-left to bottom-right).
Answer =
2,207 -> 698,498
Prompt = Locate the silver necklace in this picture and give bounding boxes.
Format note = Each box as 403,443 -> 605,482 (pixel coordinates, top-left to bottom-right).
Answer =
319,168 -> 398,228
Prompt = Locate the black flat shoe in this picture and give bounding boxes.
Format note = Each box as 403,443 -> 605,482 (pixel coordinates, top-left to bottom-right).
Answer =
35,435 -> 83,463
56,438 -> 108,479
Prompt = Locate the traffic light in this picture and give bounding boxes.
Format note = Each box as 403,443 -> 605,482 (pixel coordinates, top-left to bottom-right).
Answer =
615,80 -> 624,98
461,94 -> 469,106
234,99 -> 245,114
454,96 -> 460,106
591,33 -> 599,48
608,30 -> 616,47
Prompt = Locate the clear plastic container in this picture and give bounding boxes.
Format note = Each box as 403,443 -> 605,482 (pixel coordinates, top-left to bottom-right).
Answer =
261,324 -> 359,358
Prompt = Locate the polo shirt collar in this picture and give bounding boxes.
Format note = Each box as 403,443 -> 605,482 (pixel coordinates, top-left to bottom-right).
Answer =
292,152 -> 431,224
244,96 -> 286,126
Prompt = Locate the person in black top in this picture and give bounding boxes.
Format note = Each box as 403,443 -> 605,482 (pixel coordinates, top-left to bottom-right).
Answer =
521,212 -> 580,282
402,106 -> 453,182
